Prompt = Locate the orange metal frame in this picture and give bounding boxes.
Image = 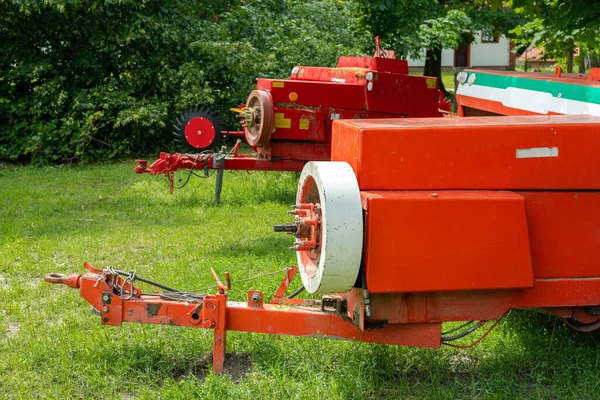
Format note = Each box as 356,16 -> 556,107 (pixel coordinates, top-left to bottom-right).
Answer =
45,264 -> 440,373
47,114 -> 600,373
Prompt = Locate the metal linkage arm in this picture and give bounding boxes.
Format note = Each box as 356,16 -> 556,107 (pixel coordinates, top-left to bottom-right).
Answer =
134,152 -> 305,176
45,265 -> 441,373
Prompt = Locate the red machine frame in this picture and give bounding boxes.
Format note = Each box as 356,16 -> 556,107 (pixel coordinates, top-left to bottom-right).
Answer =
134,39 -> 448,200
48,114 -> 600,374
46,258 -> 600,373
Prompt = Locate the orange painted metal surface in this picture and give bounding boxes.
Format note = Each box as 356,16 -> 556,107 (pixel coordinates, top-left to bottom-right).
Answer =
361,191 -> 534,293
457,95 -> 549,117
521,191 -> 600,279
50,269 -> 441,373
370,278 -> 600,323
361,190 -> 600,293
331,115 -> 600,190
46,113 -> 600,373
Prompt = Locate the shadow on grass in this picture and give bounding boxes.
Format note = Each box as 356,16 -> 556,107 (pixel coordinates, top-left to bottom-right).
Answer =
87,310 -> 600,398
203,235 -> 292,259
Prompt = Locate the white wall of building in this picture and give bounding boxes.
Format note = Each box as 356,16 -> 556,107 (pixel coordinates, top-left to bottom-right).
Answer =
471,34 -> 511,67
407,32 -> 511,68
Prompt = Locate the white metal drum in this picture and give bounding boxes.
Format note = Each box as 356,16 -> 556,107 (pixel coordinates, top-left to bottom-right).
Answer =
295,161 -> 363,294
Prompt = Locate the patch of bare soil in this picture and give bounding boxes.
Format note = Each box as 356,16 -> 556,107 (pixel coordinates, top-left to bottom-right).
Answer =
6,323 -> 20,338
175,352 -> 253,382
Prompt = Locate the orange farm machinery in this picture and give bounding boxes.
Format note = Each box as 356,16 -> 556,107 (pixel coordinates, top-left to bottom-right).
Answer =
48,104 -> 600,372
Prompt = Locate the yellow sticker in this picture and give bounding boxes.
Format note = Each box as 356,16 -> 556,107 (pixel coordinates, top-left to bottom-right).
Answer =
274,113 -> 291,129
426,78 -> 436,89
272,81 -> 285,88
299,117 -> 310,130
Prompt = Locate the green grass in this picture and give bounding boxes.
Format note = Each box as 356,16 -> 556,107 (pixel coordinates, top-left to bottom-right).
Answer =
1,162 -> 599,399
411,71 -> 456,91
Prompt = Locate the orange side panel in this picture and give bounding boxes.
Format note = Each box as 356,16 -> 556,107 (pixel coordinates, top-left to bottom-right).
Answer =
456,94 -> 541,117
521,191 -> 600,278
362,191 -> 534,294
332,115 -> 600,190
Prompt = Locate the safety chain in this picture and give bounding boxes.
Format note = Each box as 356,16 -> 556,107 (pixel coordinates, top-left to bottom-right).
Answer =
120,269 -> 137,300
93,266 -> 137,300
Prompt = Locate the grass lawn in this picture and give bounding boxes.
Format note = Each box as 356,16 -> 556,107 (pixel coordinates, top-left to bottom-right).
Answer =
411,70 -> 456,92
1,161 -> 599,399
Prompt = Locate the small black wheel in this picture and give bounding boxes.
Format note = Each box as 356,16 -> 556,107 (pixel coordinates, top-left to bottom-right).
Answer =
172,105 -> 225,153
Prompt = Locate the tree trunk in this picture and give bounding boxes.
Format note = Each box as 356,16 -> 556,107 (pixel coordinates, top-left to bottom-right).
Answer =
424,47 -> 449,97
579,50 -> 586,73
566,38 -> 574,73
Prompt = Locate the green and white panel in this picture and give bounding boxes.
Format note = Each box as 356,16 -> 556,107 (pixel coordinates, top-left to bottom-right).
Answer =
456,71 -> 600,116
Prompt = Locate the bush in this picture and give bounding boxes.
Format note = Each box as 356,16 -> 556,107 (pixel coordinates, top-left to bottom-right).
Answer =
0,0 -> 368,164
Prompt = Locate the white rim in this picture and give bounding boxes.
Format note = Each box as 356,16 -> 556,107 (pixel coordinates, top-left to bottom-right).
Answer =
295,161 -> 363,294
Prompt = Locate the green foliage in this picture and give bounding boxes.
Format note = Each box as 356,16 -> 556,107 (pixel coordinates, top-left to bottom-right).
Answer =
357,0 -> 523,59
510,0 -> 600,66
185,0 -> 369,112
417,9 -> 473,55
0,0 -> 368,164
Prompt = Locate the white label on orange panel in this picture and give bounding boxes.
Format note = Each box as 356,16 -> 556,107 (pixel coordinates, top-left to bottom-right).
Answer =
516,147 -> 559,159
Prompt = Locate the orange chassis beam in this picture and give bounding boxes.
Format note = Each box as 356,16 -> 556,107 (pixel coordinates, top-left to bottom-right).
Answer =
45,265 -> 441,373
46,262 -> 600,373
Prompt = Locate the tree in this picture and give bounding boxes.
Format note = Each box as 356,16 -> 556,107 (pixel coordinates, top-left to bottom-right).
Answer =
510,0 -> 600,73
357,0 -> 524,95
0,0 -> 368,164
0,0 -> 238,163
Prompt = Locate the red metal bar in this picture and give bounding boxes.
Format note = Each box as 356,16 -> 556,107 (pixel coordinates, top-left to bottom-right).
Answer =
271,266 -> 299,301
370,278 -> 600,323
134,152 -> 306,175
46,261 -> 600,374
72,272 -> 440,347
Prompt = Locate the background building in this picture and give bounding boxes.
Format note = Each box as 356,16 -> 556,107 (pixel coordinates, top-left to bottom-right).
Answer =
408,30 -> 515,71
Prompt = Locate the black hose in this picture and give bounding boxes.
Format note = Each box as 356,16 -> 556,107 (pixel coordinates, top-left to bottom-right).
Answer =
286,286 -> 305,298
115,269 -> 180,292
441,322 -> 483,342
442,321 -> 475,336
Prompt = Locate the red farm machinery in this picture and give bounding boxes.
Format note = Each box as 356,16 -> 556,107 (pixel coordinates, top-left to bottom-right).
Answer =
46,59 -> 600,373
134,39 -> 448,201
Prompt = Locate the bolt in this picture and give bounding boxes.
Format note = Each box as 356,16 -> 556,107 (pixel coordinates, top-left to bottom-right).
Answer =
251,293 -> 261,303
430,193 -> 438,198
102,306 -> 109,313
102,294 -> 110,303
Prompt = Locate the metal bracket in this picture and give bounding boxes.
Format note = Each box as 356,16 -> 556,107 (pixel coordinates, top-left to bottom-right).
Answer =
321,296 -> 346,314
213,149 -> 226,204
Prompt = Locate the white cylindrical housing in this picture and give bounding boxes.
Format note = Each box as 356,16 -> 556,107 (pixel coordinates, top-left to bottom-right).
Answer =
296,161 -> 363,293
